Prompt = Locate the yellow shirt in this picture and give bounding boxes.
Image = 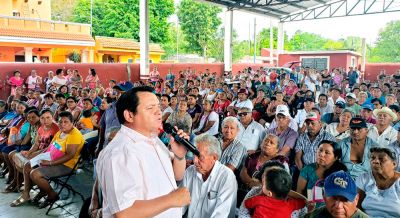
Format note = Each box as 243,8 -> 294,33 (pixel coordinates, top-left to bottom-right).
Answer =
51,127 -> 85,169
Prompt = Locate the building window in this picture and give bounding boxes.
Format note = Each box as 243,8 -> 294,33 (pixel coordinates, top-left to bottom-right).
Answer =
13,11 -> 21,17
300,56 -> 330,71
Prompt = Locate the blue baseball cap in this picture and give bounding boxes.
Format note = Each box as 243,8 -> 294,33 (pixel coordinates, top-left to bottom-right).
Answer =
362,103 -> 374,111
335,101 -> 346,109
324,171 -> 357,201
113,81 -> 134,91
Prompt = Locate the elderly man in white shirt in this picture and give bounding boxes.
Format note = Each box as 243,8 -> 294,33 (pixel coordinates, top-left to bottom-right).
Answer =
182,134 -> 237,218
237,107 -> 266,153
368,107 -> 398,147
97,86 -> 190,218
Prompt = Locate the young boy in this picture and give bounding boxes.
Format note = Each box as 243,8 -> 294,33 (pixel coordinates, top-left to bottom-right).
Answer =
77,110 -> 94,134
245,168 -> 306,218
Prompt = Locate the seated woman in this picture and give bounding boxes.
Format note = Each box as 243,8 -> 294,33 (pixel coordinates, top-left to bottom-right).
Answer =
219,117 -> 247,173
10,111 -> 84,208
192,100 -> 219,137
9,109 -> 58,206
4,109 -> 41,193
356,147 -> 400,217
240,133 -> 288,189
65,96 -> 81,123
325,108 -> 354,142
166,98 -> 192,134
0,101 -> 28,180
296,140 -> 346,208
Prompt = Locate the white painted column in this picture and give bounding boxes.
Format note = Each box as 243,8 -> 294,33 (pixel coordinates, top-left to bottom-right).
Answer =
24,47 -> 33,63
269,19 -> 273,65
139,0 -> 149,80
277,22 -> 284,54
224,9 -> 233,72
81,49 -> 89,63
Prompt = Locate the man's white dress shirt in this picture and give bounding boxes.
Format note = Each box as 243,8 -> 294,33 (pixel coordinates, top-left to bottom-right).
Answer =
97,125 -> 181,218
182,161 -> 237,218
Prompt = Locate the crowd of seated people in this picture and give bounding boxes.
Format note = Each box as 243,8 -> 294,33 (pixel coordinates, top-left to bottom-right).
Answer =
0,66 -> 400,218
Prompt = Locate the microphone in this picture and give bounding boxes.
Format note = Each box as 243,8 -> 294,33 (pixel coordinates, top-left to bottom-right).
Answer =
163,123 -> 200,156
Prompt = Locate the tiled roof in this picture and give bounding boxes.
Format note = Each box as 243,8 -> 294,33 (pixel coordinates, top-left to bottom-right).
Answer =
0,28 -> 94,42
96,36 -> 164,53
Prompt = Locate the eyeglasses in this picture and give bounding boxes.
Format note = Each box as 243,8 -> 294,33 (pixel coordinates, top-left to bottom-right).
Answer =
238,112 -> 250,116
67,101 -> 75,103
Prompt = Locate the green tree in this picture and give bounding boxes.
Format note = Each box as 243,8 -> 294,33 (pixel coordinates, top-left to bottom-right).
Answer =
368,20 -> 400,62
256,27 -> 290,54
161,24 -> 189,60
287,30 -> 327,51
177,0 -> 222,58
51,0 -> 79,21
72,0 -> 174,43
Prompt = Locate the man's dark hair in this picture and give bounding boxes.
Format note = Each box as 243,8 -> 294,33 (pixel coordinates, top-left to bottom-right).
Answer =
82,110 -> 92,118
264,168 -> 292,200
27,109 -> 40,117
40,108 -> 53,116
66,96 -> 77,103
24,106 -> 37,114
116,86 -> 155,124
104,97 -> 115,104
83,98 -> 93,104
371,98 -> 382,105
318,94 -> 328,100
58,111 -> 74,122
55,93 -> 66,99
43,93 -> 54,99
56,69 -> 63,75
161,94 -> 171,102
255,160 -> 285,181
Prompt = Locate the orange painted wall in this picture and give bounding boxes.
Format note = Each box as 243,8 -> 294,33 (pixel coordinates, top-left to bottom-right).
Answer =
0,47 -> 16,62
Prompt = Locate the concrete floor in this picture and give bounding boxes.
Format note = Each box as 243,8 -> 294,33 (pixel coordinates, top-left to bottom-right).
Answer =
0,164 -> 94,218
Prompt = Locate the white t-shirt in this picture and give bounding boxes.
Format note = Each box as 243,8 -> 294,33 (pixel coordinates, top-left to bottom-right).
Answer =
26,75 -> 40,89
192,111 -> 219,136
304,74 -> 317,92
229,99 -> 253,111
97,125 -> 181,218
52,76 -> 67,86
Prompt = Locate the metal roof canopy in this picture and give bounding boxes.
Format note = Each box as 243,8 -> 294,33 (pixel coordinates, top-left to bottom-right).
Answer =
202,0 -> 400,22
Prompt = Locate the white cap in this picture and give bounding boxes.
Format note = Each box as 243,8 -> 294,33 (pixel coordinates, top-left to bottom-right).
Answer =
346,93 -> 357,99
276,105 -> 291,118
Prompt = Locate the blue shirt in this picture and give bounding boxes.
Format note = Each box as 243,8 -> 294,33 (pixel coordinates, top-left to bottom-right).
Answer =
339,137 -> 378,180
99,102 -> 120,147
365,96 -> 386,105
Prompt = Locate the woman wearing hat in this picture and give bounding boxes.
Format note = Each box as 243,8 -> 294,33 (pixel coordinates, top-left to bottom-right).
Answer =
356,147 -> 400,217
367,107 -> 398,147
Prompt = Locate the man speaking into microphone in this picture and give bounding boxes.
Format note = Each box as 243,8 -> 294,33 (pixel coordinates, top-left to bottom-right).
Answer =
96,86 -> 191,218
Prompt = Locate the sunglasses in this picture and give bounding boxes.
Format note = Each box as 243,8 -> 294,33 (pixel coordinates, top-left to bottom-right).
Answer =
238,112 -> 250,116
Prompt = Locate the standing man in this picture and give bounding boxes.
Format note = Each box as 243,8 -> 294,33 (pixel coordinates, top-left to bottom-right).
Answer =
96,86 -> 190,218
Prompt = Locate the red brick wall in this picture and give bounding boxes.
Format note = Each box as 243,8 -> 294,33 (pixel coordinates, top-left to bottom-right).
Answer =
364,63 -> 400,81
278,53 -> 353,70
